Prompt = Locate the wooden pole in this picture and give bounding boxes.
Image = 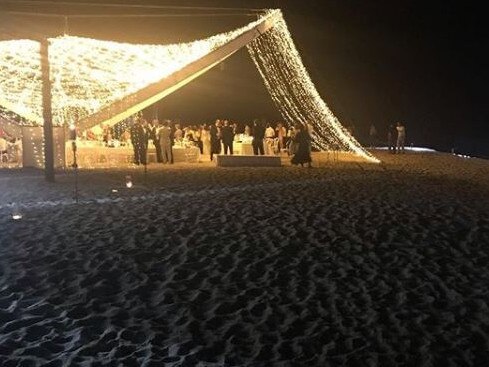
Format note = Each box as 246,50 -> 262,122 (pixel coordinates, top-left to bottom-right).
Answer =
40,38 -> 55,182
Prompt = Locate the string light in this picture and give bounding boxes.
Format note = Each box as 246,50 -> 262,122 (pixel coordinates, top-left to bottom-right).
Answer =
0,9 -> 378,164
247,14 -> 379,163
0,11 -> 278,129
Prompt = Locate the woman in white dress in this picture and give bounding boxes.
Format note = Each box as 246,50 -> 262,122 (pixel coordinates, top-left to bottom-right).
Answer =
201,125 -> 211,160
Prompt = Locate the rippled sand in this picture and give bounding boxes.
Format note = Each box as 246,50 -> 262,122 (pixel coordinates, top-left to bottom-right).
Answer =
0,152 -> 488,366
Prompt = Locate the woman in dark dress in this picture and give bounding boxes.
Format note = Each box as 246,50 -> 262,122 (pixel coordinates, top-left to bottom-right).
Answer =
210,120 -> 221,161
291,123 -> 312,167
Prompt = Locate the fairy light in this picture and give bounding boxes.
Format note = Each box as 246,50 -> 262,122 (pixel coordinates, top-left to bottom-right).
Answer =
0,11 -> 278,129
23,126 -> 45,168
247,14 -> 379,163
0,9 -> 377,164
11,203 -> 22,220
125,175 -> 133,188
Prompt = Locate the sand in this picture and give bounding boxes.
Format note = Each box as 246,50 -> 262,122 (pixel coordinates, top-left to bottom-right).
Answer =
0,151 -> 488,366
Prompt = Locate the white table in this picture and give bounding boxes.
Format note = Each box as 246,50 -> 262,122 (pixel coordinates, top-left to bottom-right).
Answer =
66,141 -> 200,167
234,141 -> 254,155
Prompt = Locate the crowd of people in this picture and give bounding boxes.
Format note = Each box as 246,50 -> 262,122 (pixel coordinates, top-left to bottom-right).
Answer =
368,122 -> 407,153
93,117 -> 315,166
79,116 -> 411,166
0,116 -> 409,168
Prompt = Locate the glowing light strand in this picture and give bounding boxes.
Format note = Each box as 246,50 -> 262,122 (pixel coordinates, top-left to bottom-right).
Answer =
0,10 -> 377,163
247,15 -> 379,163
0,10 -> 277,127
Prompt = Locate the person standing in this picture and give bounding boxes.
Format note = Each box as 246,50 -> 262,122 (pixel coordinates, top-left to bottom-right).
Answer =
129,119 -> 138,164
252,120 -> 265,155
141,119 -> 150,164
158,120 -> 173,164
201,124 -> 211,159
0,135 -> 8,163
210,120 -> 221,161
221,120 -> 234,155
102,124 -> 112,146
265,123 -> 275,139
275,122 -> 286,153
174,123 -> 183,144
232,122 -> 239,136
396,122 -> 406,153
287,125 -> 297,156
369,124 -> 377,148
130,119 -> 147,165
265,123 -> 275,155
151,119 -> 162,163
291,123 -> 312,167
194,125 -> 203,154
244,124 -> 252,138
184,126 -> 194,143
387,124 -> 397,154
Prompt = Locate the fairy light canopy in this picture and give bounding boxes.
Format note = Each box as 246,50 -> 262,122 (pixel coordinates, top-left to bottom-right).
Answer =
0,10 -> 277,127
0,9 -> 378,163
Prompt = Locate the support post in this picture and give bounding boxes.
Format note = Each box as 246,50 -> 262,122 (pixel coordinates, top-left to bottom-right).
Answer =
40,38 -> 55,182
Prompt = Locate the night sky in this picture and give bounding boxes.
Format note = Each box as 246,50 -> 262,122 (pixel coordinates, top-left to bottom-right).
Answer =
1,0 -> 488,156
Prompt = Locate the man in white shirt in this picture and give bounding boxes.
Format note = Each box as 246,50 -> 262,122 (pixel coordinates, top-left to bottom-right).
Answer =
265,124 -> 275,139
174,124 -> 183,143
396,122 -> 406,153
265,124 -> 275,155
275,122 -> 286,153
158,121 -> 173,164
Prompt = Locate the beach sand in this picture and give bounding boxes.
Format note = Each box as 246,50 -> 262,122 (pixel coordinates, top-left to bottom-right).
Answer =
0,151 -> 488,366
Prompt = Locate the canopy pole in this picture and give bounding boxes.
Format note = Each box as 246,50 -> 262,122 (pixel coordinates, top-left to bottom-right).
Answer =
40,38 -> 55,182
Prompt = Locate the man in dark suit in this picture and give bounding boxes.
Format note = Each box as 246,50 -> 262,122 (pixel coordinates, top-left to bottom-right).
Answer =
210,119 -> 221,161
130,119 -> 148,165
150,119 -> 162,163
252,120 -> 265,155
158,120 -> 173,164
221,120 -> 234,155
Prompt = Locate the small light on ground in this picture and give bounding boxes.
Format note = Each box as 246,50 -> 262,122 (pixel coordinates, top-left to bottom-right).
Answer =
112,189 -> 118,193
125,175 -> 133,188
11,204 -> 22,220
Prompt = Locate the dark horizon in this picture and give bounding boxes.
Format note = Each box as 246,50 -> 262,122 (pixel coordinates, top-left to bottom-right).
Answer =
0,0 -> 487,157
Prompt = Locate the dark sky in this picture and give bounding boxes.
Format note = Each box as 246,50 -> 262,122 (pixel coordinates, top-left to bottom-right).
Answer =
1,0 -> 488,156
